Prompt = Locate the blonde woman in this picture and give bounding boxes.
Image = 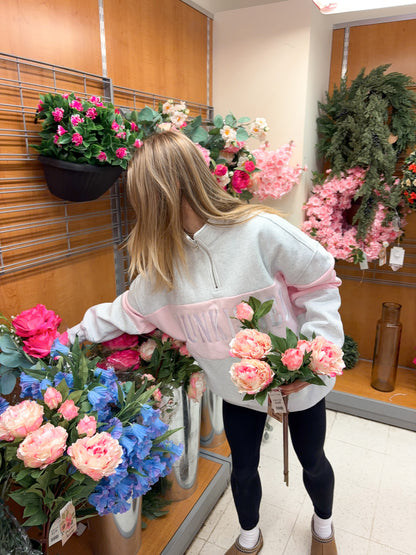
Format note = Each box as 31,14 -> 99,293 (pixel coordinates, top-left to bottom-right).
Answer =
68,131 -> 343,555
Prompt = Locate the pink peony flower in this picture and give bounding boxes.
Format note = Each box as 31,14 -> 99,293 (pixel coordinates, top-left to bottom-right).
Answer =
86,107 -> 97,119
52,107 -> 64,122
214,164 -> 228,177
70,114 -> 84,126
281,347 -> 304,371
195,144 -> 211,165
57,399 -> 79,421
67,432 -> 123,481
69,99 -> 83,111
138,338 -> 157,362
116,147 -> 127,159
116,131 -> 127,139
61,93 -> 70,99
102,333 -> 139,351
37,100 -> 44,112
231,170 -> 250,193
12,304 -> 61,337
0,400 -> 44,441
22,328 -> 59,358
57,125 -> 67,136
230,359 -> 274,395
309,336 -> 345,377
71,133 -> 83,146
297,339 -> 312,353
97,151 -> 107,162
77,415 -> 97,437
235,302 -> 254,322
111,120 -> 120,131
134,139 -> 143,148
230,329 -> 272,359
103,349 -> 141,371
130,121 -> 138,131
43,387 -> 62,409
187,372 -> 206,402
16,423 -> 68,469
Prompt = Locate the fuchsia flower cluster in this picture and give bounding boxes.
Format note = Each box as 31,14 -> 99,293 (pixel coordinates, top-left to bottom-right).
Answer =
12,304 -> 68,358
301,168 -> 403,262
229,299 -> 344,403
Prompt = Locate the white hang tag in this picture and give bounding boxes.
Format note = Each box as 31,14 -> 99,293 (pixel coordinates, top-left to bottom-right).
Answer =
359,254 -> 368,270
268,388 -> 287,414
389,246 -> 405,271
48,518 -> 62,547
60,500 -> 77,546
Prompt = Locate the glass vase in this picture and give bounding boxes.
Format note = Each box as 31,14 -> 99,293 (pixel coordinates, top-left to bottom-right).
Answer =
371,302 -> 402,392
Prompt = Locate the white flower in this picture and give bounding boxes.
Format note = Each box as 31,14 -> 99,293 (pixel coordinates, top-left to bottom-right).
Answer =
220,125 -> 237,145
254,117 -> 268,129
170,111 -> 188,128
162,100 -> 175,115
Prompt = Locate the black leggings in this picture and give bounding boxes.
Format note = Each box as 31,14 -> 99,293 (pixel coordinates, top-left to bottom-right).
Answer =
222,398 -> 334,530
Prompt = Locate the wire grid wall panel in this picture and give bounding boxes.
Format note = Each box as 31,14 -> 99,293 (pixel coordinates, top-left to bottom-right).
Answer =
0,52 -> 122,276
112,84 -> 214,292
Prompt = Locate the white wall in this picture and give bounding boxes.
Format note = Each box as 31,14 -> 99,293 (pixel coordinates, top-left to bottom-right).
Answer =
212,0 -> 333,226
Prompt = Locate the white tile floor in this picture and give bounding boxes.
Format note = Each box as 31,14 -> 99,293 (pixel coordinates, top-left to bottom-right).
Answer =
186,410 -> 416,555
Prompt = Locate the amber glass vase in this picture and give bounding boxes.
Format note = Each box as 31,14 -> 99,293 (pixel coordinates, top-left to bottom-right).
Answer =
371,302 -> 402,392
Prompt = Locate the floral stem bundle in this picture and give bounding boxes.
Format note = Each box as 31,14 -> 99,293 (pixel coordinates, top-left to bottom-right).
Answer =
229,297 -> 344,406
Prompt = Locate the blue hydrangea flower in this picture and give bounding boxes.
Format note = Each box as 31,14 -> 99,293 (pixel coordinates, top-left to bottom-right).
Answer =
0,396 -> 9,414
19,372 -> 42,399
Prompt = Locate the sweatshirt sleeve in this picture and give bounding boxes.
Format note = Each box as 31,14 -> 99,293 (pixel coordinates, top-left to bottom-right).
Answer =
287,250 -> 344,347
67,292 -> 155,344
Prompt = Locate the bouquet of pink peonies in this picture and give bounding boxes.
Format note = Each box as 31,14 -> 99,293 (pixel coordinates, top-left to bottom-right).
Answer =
90,330 -> 205,403
229,297 -> 345,405
0,306 -> 182,554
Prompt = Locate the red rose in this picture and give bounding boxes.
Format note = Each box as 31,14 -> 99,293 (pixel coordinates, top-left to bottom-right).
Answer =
13,305 -> 61,337
103,350 -> 141,371
23,329 -> 59,358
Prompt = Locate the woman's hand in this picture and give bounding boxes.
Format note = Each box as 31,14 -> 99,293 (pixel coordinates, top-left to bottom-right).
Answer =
278,380 -> 310,395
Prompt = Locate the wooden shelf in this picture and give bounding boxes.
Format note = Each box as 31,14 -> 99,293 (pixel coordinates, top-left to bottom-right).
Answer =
327,360 -> 416,431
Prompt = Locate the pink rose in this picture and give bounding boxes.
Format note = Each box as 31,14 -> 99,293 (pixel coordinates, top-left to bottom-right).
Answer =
77,415 -> 97,437
16,423 -> 68,469
138,339 -> 157,362
0,400 -> 44,441
111,120 -> 120,131
134,139 -> 143,148
130,121 -> 138,131
89,96 -> 103,107
244,160 -> 256,172
22,328 -> 59,358
102,333 -> 139,351
116,131 -> 127,139
151,388 -> 162,405
72,133 -> 83,146
43,387 -> 62,409
179,344 -> 190,356
86,107 -> 97,119
297,339 -> 312,354
309,336 -> 345,377
12,304 -> 61,337
116,147 -> 127,159
231,170 -> 250,193
235,302 -> 254,322
57,125 -> 67,136
281,347 -> 304,371
52,107 -> 64,122
67,432 -> 123,481
57,399 -> 79,421
230,329 -> 272,359
230,359 -> 273,395
141,373 -> 155,382
195,144 -> 211,165
70,114 -> 84,126
187,372 -> 206,402
104,349 -> 141,371
214,164 -> 228,176
97,151 -> 107,162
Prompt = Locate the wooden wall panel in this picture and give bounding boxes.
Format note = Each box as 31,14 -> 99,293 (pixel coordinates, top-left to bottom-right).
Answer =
0,0 -> 102,75
328,28 -> 344,93
103,0 -> 209,104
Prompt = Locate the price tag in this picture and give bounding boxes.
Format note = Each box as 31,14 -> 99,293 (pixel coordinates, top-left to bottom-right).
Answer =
60,501 -> 77,546
359,254 -> 368,270
389,246 -> 405,271
48,518 -> 62,547
267,388 -> 288,422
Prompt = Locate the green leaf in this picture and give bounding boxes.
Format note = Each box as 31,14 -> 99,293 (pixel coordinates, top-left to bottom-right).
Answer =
238,117 -> 251,123
0,372 -> 17,395
56,378 -> 70,400
236,128 -> 249,142
224,113 -> 237,127
191,127 -> 209,144
137,107 -> 158,122
213,114 -> 224,128
0,334 -> 17,353
254,389 -> 268,405
285,328 -> 299,349
256,300 -> 274,319
23,511 -> 48,527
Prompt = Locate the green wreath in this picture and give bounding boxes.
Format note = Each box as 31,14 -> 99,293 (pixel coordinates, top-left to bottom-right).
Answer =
316,65 -> 416,240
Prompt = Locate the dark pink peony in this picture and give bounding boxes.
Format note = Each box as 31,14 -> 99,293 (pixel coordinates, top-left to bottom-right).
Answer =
12,304 -> 61,337
102,333 -> 139,351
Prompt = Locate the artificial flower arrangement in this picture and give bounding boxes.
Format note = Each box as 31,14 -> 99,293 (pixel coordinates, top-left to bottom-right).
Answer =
33,93 -> 142,169
90,331 -> 206,404
400,150 -> 416,210
0,305 -> 182,553
229,297 -> 345,406
124,100 -> 304,202
301,167 -> 403,264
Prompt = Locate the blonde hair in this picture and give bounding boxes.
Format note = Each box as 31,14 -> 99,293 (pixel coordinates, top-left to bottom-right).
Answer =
126,131 -> 277,290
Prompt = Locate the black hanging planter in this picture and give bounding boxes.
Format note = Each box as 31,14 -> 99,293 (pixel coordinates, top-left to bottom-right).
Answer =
39,156 -> 123,202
